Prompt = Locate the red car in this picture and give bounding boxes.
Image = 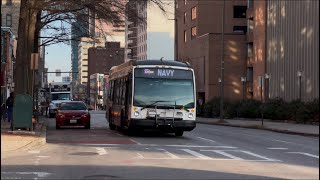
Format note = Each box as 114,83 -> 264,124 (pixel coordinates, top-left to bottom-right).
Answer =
55,101 -> 91,129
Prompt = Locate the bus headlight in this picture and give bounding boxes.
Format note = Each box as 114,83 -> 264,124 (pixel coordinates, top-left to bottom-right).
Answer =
134,111 -> 140,117
188,113 -> 194,118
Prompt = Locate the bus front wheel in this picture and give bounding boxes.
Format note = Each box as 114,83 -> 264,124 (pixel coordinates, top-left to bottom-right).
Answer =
175,131 -> 184,137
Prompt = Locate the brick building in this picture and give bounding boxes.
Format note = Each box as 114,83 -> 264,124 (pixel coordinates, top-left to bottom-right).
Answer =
1,0 -> 20,37
87,42 -> 124,97
176,0 -> 248,103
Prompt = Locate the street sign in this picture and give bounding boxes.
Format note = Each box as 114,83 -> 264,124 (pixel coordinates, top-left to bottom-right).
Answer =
56,69 -> 61,77
30,53 -> 39,70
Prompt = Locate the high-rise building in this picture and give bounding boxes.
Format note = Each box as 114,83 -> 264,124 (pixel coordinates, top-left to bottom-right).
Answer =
1,0 -> 20,37
71,12 -> 90,84
62,76 -> 71,83
78,37 -> 105,85
124,0 -> 175,61
176,0 -> 248,102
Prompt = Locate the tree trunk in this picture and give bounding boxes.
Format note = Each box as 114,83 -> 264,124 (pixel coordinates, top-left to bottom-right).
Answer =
14,0 -> 38,95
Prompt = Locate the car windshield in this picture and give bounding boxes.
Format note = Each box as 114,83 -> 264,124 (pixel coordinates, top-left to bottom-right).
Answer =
60,103 -> 87,110
133,78 -> 195,109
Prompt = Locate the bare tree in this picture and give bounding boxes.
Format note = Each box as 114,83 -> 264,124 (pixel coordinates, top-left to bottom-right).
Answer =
15,0 -> 166,95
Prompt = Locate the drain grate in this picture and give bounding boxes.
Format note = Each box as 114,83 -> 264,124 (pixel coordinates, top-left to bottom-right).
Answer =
82,175 -> 119,179
69,152 -> 99,156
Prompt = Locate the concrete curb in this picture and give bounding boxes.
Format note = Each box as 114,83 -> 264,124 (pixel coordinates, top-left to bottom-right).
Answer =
197,121 -> 319,137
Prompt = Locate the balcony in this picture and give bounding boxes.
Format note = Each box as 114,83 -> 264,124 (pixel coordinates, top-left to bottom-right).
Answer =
128,32 -> 137,39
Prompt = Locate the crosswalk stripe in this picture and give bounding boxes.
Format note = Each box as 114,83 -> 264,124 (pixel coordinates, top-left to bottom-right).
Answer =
180,149 -> 212,160
155,148 -> 180,159
287,152 -> 319,159
201,150 -> 243,160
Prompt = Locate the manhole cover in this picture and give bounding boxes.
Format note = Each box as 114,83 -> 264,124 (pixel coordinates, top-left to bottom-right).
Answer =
69,152 -> 99,156
82,175 -> 119,179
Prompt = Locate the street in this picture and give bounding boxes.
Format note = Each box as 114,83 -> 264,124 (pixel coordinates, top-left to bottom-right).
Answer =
1,111 -> 319,179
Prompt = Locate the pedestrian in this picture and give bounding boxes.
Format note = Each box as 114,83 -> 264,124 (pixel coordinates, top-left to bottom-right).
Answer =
6,92 -> 14,127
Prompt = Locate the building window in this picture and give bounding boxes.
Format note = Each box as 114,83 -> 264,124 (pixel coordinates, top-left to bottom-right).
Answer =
233,26 -> 247,34
191,27 -> 197,39
184,30 -> 187,43
83,59 -> 88,61
184,0 -> 187,5
82,76 -> 88,78
184,12 -> 187,24
247,43 -> 253,57
191,6 -> 197,20
233,6 -> 247,18
246,67 -> 253,82
6,14 -> 12,27
6,0 -> 12,6
82,70 -> 88,72
248,0 -> 253,8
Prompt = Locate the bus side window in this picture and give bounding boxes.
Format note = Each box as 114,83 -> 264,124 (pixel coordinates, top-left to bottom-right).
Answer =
122,78 -> 126,105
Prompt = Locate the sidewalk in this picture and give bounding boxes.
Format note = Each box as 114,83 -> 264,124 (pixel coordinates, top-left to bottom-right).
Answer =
1,117 -> 47,153
196,117 -> 319,137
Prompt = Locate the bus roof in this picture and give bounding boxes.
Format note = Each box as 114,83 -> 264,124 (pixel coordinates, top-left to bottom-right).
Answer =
110,60 -> 191,74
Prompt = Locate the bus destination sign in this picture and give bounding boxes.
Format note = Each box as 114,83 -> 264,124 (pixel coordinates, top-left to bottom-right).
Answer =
135,68 -> 193,79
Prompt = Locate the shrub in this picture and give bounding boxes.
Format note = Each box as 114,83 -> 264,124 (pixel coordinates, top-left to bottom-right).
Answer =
262,98 -> 290,120
237,99 -> 262,118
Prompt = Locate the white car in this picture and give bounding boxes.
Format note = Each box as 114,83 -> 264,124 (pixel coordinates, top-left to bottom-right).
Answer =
48,100 -> 71,118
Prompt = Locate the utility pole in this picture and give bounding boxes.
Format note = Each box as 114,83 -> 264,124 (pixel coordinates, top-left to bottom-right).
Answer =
219,0 -> 226,122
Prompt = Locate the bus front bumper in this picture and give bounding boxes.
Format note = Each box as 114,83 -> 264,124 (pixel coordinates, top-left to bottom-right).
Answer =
129,119 -> 196,131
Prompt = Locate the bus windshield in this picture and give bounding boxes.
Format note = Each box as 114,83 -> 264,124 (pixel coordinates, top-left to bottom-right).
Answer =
51,93 -> 71,101
133,78 -> 195,109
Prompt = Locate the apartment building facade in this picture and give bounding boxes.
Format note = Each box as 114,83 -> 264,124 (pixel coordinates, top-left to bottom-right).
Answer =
1,0 -> 20,37
176,0 -> 248,103
78,37 -> 105,85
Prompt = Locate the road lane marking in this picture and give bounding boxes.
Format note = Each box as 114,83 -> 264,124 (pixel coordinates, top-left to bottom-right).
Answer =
136,153 -> 144,158
116,133 -> 124,137
28,150 -> 40,154
272,139 -> 301,145
267,147 -> 288,150
287,152 -> 319,159
197,137 -> 216,143
239,150 -> 279,161
36,156 -> 50,158
180,149 -> 212,160
129,139 -> 141,145
95,147 -> 107,155
201,150 -> 243,160
155,148 -> 180,159
2,172 -> 51,178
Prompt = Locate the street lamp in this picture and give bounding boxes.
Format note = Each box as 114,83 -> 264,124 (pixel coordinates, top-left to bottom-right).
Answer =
219,0 -> 226,122
241,76 -> 247,100
297,70 -> 302,101
264,73 -> 270,101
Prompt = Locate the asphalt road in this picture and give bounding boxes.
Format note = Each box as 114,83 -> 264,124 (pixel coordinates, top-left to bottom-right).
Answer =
1,111 -> 319,179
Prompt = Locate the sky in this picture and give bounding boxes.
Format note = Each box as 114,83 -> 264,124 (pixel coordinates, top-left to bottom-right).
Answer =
45,43 -> 71,83
42,21 -> 72,83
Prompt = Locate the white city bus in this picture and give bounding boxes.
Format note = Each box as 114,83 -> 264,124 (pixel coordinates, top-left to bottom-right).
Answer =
105,60 -> 196,136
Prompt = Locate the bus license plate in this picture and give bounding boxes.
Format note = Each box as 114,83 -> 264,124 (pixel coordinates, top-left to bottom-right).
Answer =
70,119 -> 77,123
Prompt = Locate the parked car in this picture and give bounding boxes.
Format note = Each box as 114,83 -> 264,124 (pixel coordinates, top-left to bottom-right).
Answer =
48,100 -> 70,118
55,101 -> 91,129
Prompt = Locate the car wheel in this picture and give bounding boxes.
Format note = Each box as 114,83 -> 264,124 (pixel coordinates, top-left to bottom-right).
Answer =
49,113 -> 54,118
175,131 -> 184,137
56,125 -> 60,129
85,124 -> 91,129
